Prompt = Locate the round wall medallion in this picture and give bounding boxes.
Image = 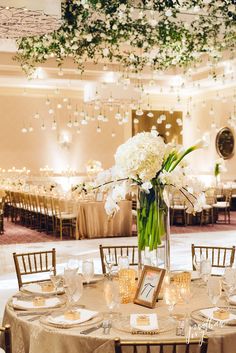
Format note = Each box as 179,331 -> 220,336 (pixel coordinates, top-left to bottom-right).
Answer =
216,127 -> 235,159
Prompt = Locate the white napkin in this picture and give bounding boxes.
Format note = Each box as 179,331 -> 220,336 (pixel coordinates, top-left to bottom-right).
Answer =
47,309 -> 98,325
12,297 -> 60,309
130,314 -> 158,331
22,283 -> 63,295
200,307 -> 236,323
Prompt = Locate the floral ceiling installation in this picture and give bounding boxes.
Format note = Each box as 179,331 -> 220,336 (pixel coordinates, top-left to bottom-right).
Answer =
15,0 -> 236,75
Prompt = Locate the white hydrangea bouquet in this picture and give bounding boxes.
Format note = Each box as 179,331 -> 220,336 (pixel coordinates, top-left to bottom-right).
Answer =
94,131 -> 206,256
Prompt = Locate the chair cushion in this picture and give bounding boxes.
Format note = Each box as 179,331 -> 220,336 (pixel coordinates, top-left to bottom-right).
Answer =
171,205 -> 186,210
203,205 -> 212,210
213,202 -> 230,208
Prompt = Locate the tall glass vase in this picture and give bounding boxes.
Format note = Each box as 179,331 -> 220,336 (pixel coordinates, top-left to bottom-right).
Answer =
137,184 -> 170,271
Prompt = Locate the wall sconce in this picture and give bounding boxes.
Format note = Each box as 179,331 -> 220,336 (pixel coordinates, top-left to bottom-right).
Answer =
58,131 -> 72,149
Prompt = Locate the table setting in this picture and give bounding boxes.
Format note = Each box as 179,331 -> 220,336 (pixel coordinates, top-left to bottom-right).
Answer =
4,255 -> 236,353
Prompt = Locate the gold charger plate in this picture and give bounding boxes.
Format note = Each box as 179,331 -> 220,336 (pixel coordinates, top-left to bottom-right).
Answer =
40,310 -> 104,329
112,315 -> 176,335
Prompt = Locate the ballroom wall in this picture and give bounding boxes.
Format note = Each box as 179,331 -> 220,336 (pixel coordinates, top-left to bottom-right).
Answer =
0,94 -> 127,173
182,89 -> 236,181
0,90 -> 235,180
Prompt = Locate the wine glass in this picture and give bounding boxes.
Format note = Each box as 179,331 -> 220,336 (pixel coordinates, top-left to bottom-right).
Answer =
118,256 -> 129,270
193,254 -> 201,274
67,258 -> 79,271
104,253 -> 116,277
207,276 -> 222,306
180,285 -> 193,318
164,284 -> 179,319
200,258 -> 212,283
82,260 -> 94,284
222,268 -> 236,306
71,274 -> 83,306
49,267 -> 63,296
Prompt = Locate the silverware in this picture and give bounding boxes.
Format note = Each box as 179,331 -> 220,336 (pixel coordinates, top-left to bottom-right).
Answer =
80,323 -> 103,335
102,320 -> 112,335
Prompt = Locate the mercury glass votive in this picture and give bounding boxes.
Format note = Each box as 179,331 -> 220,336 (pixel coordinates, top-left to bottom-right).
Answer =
118,268 -> 136,304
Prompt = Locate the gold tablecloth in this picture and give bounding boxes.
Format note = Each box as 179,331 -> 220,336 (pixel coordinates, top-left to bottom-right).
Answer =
3,279 -> 236,353
77,200 -> 132,239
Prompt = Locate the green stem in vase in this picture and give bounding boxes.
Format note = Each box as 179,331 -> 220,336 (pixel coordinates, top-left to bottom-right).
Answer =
137,185 -> 167,252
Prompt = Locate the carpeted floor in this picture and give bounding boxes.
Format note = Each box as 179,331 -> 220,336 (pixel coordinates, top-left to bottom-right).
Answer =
0,219 -> 71,244
0,212 -> 236,245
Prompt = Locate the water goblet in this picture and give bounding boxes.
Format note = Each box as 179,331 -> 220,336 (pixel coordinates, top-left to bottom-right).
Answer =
104,253 -> 116,277
67,258 -> 79,271
118,255 -> 129,270
200,258 -> 212,284
207,276 -> 222,306
164,284 -> 179,320
71,274 -> 83,306
49,268 -> 63,296
82,260 -> 94,284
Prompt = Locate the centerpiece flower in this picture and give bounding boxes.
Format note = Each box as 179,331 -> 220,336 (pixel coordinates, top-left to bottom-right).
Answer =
92,131 -> 206,269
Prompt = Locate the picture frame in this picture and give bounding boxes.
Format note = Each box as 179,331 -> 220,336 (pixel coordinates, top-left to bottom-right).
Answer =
133,265 -> 166,308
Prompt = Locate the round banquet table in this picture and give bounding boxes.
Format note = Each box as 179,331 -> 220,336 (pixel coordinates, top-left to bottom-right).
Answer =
3,278 -> 236,353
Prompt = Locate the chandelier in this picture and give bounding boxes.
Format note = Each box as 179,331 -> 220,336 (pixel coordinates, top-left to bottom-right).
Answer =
15,0 -> 236,75
0,0 -> 61,38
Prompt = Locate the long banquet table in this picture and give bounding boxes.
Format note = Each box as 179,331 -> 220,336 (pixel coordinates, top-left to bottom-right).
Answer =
3,278 -> 236,353
76,200 -> 132,239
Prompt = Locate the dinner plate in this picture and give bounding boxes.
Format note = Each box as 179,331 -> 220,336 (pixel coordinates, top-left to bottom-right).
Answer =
41,309 -> 103,329
11,296 -> 65,311
112,315 -> 176,334
21,282 -> 64,296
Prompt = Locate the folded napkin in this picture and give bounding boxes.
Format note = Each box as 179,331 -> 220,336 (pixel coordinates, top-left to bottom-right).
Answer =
12,297 -> 60,309
22,283 -> 64,295
130,314 -> 158,331
47,309 -> 98,325
200,308 -> 236,323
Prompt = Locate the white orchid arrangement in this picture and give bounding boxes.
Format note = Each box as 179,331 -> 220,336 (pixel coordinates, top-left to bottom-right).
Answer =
92,131 -> 207,251
15,0 -> 236,75
94,131 -> 207,216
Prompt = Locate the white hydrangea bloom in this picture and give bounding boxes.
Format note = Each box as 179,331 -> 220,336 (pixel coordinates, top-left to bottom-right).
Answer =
115,132 -> 166,182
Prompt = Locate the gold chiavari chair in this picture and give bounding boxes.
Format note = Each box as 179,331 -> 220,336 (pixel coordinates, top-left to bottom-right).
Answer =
114,337 -> 208,353
213,188 -> 232,224
52,198 -> 77,240
99,245 -> 139,274
0,325 -> 12,353
43,196 -> 55,234
13,248 -> 56,289
170,190 -> 187,226
200,194 -> 215,226
0,197 -> 5,234
191,244 -> 235,271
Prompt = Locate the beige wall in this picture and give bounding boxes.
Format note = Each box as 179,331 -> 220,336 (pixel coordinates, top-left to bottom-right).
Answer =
0,94 -> 129,173
0,89 -> 235,182
182,89 -> 236,181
